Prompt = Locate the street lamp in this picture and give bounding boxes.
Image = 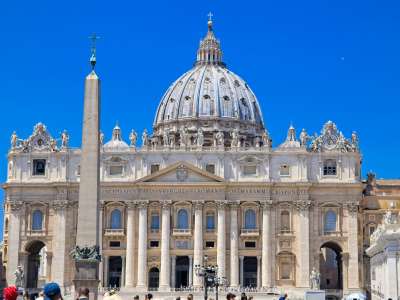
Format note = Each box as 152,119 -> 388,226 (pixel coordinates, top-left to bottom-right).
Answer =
194,255 -> 228,300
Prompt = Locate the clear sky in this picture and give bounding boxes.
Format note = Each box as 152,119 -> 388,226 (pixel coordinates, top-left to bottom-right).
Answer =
0,1 -> 399,235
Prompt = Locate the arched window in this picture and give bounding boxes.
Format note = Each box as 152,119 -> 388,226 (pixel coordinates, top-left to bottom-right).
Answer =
177,209 -> 189,229
324,210 -> 337,233
32,210 -> 43,231
244,209 -> 256,229
280,211 -> 290,232
151,213 -> 160,230
206,213 -> 215,230
110,209 -> 122,229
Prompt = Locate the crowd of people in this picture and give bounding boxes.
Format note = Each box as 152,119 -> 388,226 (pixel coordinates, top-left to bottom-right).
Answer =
2,283 -> 279,300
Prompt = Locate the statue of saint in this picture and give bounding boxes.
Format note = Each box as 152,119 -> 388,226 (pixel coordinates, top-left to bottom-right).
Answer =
14,265 -> 24,288
197,128 -> 204,148
61,130 -> 69,148
180,127 -> 190,147
163,129 -> 170,148
129,129 -> 137,147
299,128 -> 308,147
100,131 -> 104,146
231,129 -> 239,148
50,139 -> 57,152
11,131 -> 18,149
215,131 -> 224,147
261,130 -> 271,148
351,131 -> 359,151
142,129 -> 148,147
310,267 -> 320,290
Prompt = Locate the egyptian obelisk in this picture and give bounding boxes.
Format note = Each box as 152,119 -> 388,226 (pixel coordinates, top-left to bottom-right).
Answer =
72,35 -> 101,300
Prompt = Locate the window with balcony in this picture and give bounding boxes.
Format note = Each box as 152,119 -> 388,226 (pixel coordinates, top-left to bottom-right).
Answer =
280,211 -> 290,233
205,164 -> 215,174
109,165 -> 123,176
324,210 -> 337,233
151,213 -> 160,230
206,213 -> 215,230
280,164 -> 290,176
151,164 -> 160,174
33,159 -> 46,176
110,209 -> 122,229
244,209 -> 256,229
177,209 -> 189,229
323,159 -> 337,176
32,210 -> 43,231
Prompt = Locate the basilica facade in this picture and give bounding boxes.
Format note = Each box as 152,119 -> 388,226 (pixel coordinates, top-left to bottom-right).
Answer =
2,18 -> 398,299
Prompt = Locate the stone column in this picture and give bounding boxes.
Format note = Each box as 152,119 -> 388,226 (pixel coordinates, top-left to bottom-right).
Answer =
347,202 -> 360,289
217,201 -> 226,278
239,256 -> 244,287
159,201 -> 171,291
125,202 -> 136,287
188,255 -> 193,287
46,253 -> 53,282
104,256 -> 109,287
295,199 -> 311,288
261,201 -> 273,288
136,201 -> 148,290
385,250 -> 398,300
257,256 -> 261,288
171,256 -> 176,289
230,202 -> 239,287
121,255 -> 126,287
193,202 -> 204,287
51,200 -> 68,288
6,201 -> 23,286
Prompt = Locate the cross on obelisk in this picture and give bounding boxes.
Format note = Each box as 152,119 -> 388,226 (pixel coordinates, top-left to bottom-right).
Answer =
207,12 -> 213,22
88,33 -> 100,69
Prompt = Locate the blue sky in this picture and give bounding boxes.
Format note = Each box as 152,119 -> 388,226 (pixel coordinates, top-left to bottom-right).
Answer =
0,1 -> 399,235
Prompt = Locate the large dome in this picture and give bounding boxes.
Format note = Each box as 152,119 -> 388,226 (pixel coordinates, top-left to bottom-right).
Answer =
151,18 -> 269,148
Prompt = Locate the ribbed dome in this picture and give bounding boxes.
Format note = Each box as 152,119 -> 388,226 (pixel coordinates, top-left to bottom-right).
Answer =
153,18 -> 266,141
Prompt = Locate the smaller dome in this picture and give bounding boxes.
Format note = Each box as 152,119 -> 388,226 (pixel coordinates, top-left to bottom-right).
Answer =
103,123 -> 129,152
277,125 -> 301,151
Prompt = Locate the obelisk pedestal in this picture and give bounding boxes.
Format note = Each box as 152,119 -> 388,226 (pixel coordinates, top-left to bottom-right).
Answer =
72,50 -> 101,300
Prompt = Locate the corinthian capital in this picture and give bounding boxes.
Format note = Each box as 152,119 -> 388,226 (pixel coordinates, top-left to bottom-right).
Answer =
9,201 -> 24,213
192,201 -> 204,210
52,200 -> 69,211
260,199 -> 274,210
229,200 -> 241,209
216,200 -> 228,209
295,200 -> 312,211
160,200 -> 172,209
136,200 -> 149,209
345,201 -> 359,215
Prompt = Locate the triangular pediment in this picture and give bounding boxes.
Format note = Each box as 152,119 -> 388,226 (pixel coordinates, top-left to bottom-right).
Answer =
135,161 -> 224,183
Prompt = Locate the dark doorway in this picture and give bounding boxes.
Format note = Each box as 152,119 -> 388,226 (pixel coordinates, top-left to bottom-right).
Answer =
108,256 -> 122,287
175,256 -> 189,288
148,267 -> 160,289
243,256 -> 257,287
26,241 -> 45,288
320,242 -> 343,290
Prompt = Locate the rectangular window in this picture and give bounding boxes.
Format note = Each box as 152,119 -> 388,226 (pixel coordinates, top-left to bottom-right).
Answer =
33,159 -> 46,176
151,214 -> 160,230
323,159 -> 337,176
205,241 -> 215,248
109,165 -> 123,175
243,165 -> 257,176
281,263 -> 291,279
150,240 -> 159,248
109,241 -> 121,248
280,164 -> 290,176
151,164 -> 160,174
369,226 -> 376,236
205,164 -> 215,174
77,165 -> 81,176
206,214 -> 215,230
244,241 -> 256,248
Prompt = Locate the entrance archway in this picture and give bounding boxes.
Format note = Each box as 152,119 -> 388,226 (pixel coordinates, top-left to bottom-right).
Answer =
26,240 -> 45,288
108,256 -> 122,287
175,256 -> 189,288
148,267 -> 159,289
243,257 -> 257,287
320,242 -> 343,290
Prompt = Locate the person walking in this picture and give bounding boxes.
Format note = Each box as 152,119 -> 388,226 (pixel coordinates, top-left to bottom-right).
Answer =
43,282 -> 62,300
76,288 -> 89,300
278,294 -> 288,300
226,293 -> 236,300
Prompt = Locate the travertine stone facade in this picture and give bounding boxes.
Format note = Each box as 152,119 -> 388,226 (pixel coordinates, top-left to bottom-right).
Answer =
3,17 -> 397,300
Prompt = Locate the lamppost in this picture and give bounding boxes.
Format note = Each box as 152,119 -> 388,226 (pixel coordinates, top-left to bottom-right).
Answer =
194,255 -> 228,300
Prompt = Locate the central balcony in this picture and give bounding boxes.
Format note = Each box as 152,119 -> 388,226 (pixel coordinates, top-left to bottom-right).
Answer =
172,228 -> 192,236
104,228 -> 125,236
240,228 -> 260,237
